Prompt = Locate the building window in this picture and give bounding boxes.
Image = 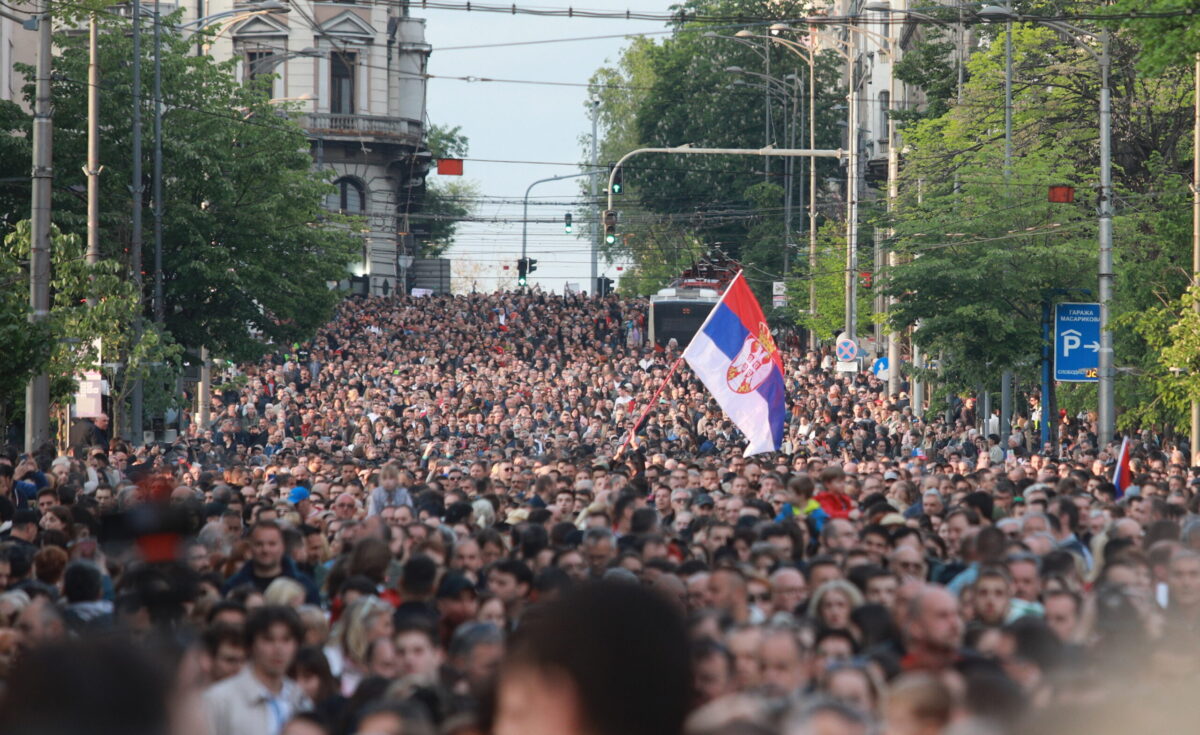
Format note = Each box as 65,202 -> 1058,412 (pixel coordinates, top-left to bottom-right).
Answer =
327,178 -> 365,213
330,52 -> 356,114
245,50 -> 274,95
879,90 -> 890,140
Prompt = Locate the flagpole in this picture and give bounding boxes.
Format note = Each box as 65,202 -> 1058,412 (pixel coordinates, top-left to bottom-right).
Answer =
615,354 -> 686,458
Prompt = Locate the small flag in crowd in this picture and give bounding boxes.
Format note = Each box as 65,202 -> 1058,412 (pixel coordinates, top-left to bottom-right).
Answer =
1112,436 -> 1132,499
682,271 -> 785,457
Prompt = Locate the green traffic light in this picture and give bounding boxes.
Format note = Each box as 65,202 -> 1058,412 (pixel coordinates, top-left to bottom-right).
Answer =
605,233 -> 616,245
565,224 -> 573,233
518,276 -> 527,286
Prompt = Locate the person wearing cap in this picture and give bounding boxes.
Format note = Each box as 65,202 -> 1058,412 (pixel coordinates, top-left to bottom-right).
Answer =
287,487 -> 313,520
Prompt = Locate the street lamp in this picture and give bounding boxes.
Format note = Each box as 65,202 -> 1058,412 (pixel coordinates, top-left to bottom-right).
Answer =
751,26 -> 862,340
707,31 -> 773,179
727,67 -> 803,274
724,29 -> 840,347
976,5 -> 1115,448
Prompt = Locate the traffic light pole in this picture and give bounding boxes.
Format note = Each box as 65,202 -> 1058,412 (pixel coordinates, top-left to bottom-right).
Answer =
605,145 -> 843,211
521,171 -> 592,262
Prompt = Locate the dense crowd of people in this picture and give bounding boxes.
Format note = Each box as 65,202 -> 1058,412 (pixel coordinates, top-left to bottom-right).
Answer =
2,289 -> 1200,735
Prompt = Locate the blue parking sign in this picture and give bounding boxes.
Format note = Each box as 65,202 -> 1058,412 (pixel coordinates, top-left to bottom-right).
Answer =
1054,302 -> 1100,382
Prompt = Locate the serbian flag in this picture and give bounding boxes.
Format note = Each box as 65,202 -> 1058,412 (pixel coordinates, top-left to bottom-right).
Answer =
1112,436 -> 1132,499
682,271 -> 785,456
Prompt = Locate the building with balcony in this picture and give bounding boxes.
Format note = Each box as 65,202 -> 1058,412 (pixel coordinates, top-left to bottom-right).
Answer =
215,0 -> 432,296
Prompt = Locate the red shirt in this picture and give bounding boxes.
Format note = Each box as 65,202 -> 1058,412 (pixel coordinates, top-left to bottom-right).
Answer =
814,491 -> 854,520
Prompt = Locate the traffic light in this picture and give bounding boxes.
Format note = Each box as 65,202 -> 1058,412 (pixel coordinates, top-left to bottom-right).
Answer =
597,276 -> 615,296
609,164 -> 623,194
517,257 -> 528,286
527,258 -> 538,274
603,209 -> 617,245
564,212 -> 573,233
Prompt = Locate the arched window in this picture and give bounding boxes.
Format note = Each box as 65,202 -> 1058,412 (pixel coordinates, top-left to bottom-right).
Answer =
327,177 -> 365,213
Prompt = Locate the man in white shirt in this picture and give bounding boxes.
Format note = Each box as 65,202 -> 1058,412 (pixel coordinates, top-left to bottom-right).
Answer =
204,606 -> 310,735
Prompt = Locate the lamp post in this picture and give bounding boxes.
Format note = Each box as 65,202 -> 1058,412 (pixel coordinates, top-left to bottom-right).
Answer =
978,6 -> 1114,448
725,30 -> 840,347
706,31 -> 773,180
763,22 -> 895,342
727,68 -> 802,274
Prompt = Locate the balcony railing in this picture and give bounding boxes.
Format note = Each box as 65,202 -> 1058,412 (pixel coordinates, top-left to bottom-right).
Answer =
301,113 -> 422,143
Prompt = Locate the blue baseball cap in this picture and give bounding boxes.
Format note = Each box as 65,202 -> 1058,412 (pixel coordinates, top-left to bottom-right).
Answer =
288,487 -> 311,505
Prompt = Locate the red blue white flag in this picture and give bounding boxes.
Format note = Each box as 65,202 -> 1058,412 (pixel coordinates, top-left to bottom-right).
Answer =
682,271 -> 786,457
1112,436 -> 1132,499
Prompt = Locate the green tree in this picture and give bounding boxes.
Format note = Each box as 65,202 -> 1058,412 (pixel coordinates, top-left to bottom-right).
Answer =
420,124 -> 478,257
584,0 -> 845,296
1,220 -> 180,439
884,18 -> 1197,412
11,13 -> 361,363
0,227 -> 53,433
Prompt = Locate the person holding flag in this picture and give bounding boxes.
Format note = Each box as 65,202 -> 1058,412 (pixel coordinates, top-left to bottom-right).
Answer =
681,272 -> 786,457
1112,435 -> 1133,499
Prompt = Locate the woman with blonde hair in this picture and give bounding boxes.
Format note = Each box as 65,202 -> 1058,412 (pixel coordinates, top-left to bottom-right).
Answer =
263,577 -> 307,608
325,595 -> 394,695
809,579 -> 865,631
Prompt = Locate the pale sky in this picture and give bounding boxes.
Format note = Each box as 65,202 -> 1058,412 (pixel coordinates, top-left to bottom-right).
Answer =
420,3 -> 678,294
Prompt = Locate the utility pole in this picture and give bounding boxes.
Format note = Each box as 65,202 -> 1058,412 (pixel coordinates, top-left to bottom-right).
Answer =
763,38 -> 771,180
1000,0 -> 1014,447
130,0 -> 145,445
808,57 -> 818,350
589,96 -> 599,294
199,345 -> 211,434
1192,52 -> 1200,463
782,78 -> 796,275
26,1 -> 52,453
885,53 -> 900,397
153,0 -> 164,324
86,14 -> 101,268
845,22 -> 859,340
1096,30 -> 1114,449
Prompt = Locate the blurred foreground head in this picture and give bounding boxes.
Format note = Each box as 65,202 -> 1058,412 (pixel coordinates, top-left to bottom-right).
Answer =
0,635 -> 172,735
494,580 -> 692,735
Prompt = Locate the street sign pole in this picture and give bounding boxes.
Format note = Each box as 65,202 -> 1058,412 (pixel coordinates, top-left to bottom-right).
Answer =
1041,300 -> 1053,449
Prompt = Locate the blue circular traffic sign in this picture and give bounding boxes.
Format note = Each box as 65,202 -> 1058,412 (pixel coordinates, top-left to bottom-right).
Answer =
835,337 -> 858,362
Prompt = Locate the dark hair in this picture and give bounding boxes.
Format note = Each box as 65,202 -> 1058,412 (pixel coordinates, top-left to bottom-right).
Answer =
250,520 -> 284,539
401,554 -> 439,597
203,623 -> 245,657
63,560 -> 103,603
519,524 -> 549,560
243,605 -> 303,649
394,615 -> 438,646
206,600 -> 247,625
491,559 -> 534,587
1002,617 -> 1064,673
850,603 -> 902,649
290,646 -> 338,702
963,491 -> 995,522
505,581 -> 692,735
630,507 -> 658,535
